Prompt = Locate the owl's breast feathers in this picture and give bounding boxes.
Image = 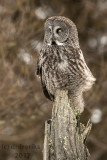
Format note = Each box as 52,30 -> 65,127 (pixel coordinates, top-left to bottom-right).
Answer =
37,46 -> 96,99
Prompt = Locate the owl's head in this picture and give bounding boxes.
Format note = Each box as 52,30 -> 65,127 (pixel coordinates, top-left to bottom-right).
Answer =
44,16 -> 79,48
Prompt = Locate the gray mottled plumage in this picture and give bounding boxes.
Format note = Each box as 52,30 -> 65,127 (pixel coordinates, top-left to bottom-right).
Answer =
37,16 -> 96,113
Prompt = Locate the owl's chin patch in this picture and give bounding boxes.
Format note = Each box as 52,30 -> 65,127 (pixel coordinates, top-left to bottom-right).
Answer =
47,41 -> 64,46
56,41 -> 64,46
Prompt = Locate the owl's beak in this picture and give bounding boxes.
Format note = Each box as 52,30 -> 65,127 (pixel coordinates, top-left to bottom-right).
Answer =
51,36 -> 56,45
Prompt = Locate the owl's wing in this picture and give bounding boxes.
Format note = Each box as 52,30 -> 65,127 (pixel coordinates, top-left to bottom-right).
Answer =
36,60 -> 42,76
36,60 -> 42,81
42,81 -> 54,101
36,60 -> 54,101
36,49 -> 44,76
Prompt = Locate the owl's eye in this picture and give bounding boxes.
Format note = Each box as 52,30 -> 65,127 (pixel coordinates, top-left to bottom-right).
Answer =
56,28 -> 62,34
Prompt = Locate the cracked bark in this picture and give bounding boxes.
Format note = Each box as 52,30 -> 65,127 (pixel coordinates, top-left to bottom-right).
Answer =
43,89 -> 92,160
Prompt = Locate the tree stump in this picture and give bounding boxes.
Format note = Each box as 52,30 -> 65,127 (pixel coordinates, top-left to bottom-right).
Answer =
43,89 -> 92,160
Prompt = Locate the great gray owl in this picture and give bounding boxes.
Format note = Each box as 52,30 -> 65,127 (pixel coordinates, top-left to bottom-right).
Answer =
37,16 -> 96,113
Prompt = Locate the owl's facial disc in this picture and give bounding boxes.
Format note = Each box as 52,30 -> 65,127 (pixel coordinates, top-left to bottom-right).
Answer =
44,20 -> 69,46
47,26 -> 64,46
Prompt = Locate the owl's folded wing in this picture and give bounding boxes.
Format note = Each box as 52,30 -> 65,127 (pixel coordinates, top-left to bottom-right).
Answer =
36,60 -> 54,101
36,60 -> 42,76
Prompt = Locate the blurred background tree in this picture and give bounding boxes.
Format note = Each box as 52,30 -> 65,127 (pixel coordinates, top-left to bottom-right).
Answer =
0,0 -> 107,159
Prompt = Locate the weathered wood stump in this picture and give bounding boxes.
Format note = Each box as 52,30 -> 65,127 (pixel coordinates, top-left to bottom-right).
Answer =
43,89 -> 92,160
